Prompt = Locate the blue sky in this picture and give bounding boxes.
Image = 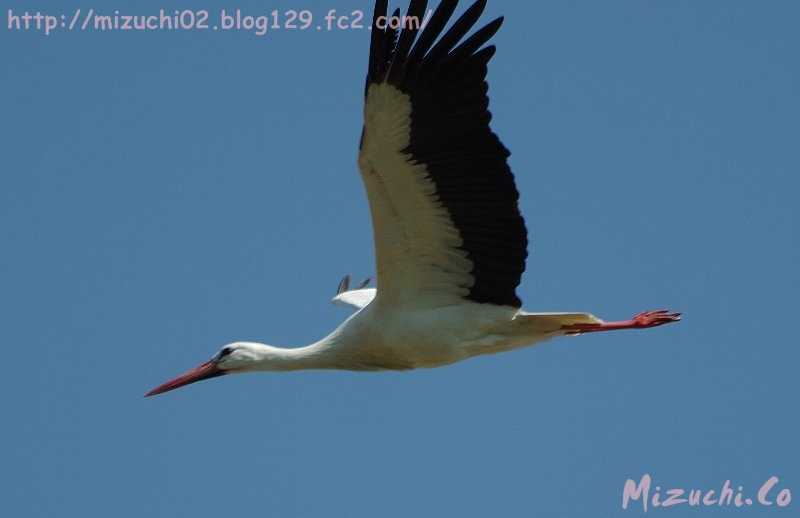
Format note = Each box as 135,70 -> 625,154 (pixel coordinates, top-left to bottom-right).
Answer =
1,0 -> 798,516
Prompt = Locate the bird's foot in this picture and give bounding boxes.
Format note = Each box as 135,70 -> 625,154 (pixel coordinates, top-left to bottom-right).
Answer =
562,309 -> 681,335
631,309 -> 682,328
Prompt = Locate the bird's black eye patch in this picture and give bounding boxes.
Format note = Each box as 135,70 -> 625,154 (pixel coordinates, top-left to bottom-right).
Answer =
218,347 -> 234,359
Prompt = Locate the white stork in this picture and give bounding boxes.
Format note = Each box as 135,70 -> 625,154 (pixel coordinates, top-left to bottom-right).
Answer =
146,0 -> 680,397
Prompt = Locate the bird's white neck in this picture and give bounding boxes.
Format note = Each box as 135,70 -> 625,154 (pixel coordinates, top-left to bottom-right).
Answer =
246,341 -> 340,372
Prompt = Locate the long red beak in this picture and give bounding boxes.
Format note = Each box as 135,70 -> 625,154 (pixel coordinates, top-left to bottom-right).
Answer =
145,360 -> 227,397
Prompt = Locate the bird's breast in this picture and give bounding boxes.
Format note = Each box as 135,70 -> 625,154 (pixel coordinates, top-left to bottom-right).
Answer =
332,303 -> 516,370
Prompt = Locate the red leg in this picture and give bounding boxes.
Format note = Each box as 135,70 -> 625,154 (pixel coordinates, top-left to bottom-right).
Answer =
561,309 -> 681,336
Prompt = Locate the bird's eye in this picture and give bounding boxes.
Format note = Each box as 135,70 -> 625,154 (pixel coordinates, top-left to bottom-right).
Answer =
218,347 -> 234,359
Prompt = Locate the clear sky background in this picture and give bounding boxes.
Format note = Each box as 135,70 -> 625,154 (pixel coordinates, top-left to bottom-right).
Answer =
2,0 -> 798,516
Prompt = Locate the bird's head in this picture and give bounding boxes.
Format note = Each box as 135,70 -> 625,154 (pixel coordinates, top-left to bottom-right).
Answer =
145,342 -> 266,397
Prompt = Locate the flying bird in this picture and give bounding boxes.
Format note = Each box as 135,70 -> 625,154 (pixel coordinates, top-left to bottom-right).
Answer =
146,0 -> 680,397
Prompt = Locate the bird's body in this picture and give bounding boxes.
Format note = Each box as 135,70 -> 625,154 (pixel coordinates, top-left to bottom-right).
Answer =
146,0 -> 680,397
210,303 -> 588,373
299,301 -> 520,371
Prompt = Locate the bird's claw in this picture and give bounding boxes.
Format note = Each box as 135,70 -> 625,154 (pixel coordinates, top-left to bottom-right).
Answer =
632,309 -> 682,328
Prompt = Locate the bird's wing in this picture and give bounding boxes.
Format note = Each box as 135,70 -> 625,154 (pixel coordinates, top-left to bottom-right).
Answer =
358,0 -> 528,309
332,288 -> 378,310
331,275 -> 376,309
